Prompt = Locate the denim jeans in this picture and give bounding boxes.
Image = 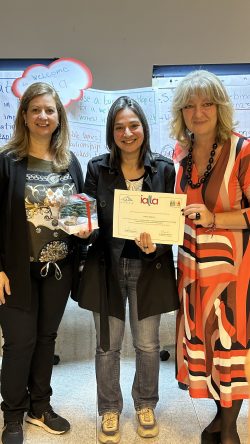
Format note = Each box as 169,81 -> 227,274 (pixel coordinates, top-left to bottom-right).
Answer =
93,258 -> 161,415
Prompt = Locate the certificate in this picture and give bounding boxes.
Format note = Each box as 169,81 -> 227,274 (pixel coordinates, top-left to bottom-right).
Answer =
113,190 -> 187,245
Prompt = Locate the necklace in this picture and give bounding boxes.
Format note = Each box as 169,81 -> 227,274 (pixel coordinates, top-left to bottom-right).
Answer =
186,137 -> 218,189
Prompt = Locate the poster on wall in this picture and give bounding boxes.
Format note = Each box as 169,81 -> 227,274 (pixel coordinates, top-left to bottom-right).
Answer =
0,59 -> 159,175
0,60 -> 250,177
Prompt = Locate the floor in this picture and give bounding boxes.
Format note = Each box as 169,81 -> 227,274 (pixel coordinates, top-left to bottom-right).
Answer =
0,299 -> 248,444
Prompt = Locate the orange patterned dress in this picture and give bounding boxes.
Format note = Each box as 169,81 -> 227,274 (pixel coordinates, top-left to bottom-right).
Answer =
175,133 -> 250,407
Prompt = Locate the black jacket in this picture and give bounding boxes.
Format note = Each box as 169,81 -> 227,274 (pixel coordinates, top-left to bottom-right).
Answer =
77,152 -> 179,323
0,150 -> 84,310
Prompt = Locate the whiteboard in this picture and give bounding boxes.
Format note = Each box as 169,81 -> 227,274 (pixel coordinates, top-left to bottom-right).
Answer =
152,63 -> 250,159
0,62 -> 250,177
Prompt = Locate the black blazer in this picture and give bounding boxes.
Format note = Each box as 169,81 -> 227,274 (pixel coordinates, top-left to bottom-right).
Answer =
0,150 -> 84,310
78,152 -> 179,322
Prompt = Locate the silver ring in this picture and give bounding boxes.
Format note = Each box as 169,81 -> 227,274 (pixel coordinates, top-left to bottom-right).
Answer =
195,212 -> 201,220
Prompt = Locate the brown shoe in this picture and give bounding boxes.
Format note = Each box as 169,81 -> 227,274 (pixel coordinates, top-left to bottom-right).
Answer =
136,407 -> 159,438
98,412 -> 120,444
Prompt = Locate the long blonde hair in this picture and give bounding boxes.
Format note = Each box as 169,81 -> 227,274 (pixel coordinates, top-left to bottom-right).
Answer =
2,82 -> 71,171
170,70 -> 235,147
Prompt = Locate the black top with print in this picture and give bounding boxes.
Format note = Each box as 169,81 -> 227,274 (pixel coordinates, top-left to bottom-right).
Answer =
25,155 -> 76,262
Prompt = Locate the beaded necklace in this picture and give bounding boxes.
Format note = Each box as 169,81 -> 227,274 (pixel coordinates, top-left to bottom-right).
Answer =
186,136 -> 218,189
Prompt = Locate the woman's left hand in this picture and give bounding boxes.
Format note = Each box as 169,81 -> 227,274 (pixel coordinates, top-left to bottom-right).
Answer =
182,203 -> 214,227
135,232 -> 157,254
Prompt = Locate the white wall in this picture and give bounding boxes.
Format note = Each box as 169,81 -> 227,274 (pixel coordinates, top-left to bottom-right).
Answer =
1,0 -> 249,90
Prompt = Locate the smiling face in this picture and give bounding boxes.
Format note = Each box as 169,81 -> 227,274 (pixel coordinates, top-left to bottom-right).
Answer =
113,108 -> 144,158
23,93 -> 59,142
182,95 -> 218,140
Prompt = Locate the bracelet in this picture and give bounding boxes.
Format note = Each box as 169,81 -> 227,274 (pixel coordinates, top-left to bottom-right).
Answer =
206,213 -> 216,236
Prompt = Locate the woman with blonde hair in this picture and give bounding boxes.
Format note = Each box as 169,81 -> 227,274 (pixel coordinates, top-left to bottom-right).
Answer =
0,82 -> 84,444
171,70 -> 250,444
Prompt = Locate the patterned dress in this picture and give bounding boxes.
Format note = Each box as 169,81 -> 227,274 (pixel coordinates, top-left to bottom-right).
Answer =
175,133 -> 250,407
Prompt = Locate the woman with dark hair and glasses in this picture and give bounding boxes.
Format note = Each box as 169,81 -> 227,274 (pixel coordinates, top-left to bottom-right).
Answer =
77,96 -> 178,443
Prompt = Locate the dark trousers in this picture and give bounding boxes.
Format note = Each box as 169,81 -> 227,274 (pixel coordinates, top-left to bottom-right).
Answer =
0,260 -> 73,422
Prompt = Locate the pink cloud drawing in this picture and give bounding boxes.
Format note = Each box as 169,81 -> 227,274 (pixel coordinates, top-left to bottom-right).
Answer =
12,58 -> 93,107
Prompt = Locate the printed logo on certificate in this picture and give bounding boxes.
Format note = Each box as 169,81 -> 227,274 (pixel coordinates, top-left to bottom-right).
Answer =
113,190 -> 187,245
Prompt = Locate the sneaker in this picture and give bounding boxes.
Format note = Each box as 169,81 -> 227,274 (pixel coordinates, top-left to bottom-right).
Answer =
98,412 -> 120,444
25,407 -> 70,435
2,421 -> 23,444
136,407 -> 159,438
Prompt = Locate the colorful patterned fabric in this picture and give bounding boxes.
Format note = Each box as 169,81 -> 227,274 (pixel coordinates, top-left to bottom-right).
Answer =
175,133 -> 250,407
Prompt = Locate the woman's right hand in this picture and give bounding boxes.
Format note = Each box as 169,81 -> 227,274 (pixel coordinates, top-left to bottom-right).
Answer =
0,271 -> 11,304
74,229 -> 93,239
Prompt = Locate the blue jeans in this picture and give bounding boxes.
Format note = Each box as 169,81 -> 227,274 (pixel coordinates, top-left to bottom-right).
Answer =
93,258 -> 161,415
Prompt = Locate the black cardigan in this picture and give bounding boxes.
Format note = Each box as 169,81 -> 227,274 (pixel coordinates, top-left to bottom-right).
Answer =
0,150 -> 84,310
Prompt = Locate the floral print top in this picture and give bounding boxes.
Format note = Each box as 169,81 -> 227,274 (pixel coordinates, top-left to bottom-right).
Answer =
25,155 -> 76,262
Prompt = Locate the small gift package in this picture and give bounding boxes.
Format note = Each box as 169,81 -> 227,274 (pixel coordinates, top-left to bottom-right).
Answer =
58,193 -> 98,234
